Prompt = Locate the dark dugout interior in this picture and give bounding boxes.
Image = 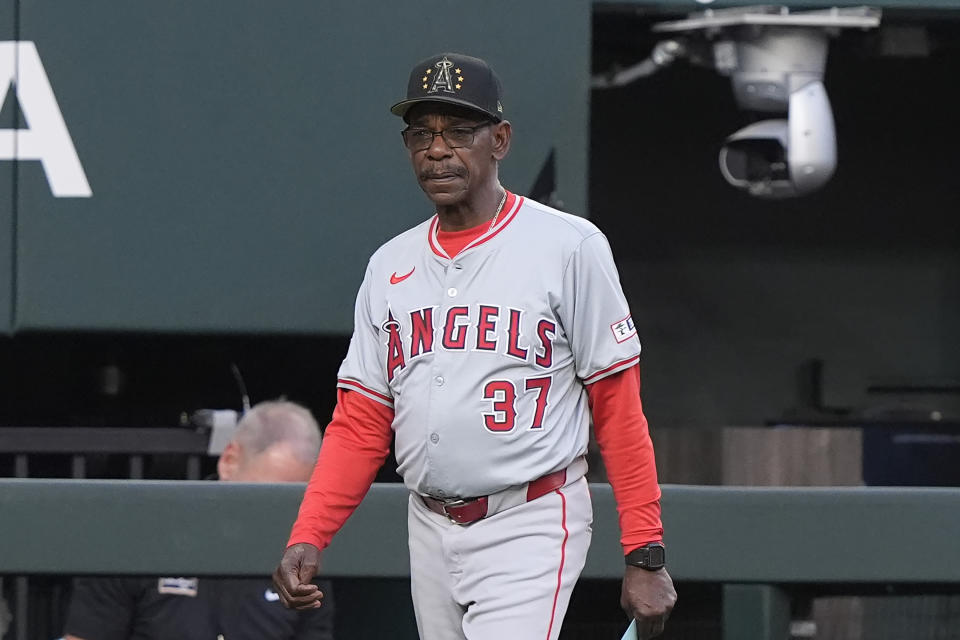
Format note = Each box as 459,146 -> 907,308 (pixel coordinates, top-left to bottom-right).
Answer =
591,7 -> 960,432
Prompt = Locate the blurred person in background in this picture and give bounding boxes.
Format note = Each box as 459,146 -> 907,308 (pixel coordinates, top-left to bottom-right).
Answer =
61,400 -> 334,640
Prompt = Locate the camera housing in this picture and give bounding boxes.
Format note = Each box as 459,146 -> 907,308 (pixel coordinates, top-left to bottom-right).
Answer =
719,79 -> 836,198
647,7 -> 880,198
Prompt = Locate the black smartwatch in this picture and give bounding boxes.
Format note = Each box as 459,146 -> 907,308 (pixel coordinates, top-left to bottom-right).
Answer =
624,542 -> 665,571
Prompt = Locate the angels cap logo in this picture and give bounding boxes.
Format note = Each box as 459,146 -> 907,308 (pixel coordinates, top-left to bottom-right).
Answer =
391,52 -> 502,123
426,56 -> 460,95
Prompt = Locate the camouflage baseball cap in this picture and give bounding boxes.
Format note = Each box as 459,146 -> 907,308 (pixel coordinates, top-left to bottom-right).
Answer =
391,52 -> 504,122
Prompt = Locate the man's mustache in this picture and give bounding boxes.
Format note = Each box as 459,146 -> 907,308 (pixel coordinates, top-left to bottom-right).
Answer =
419,166 -> 466,180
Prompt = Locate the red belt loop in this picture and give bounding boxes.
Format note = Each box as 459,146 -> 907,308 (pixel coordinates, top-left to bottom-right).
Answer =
421,467 -> 568,525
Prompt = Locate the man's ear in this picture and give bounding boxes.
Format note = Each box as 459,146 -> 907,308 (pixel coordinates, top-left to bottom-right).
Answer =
491,120 -> 512,161
217,441 -> 242,481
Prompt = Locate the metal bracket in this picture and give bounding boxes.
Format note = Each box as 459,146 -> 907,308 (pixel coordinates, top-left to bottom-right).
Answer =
652,5 -> 882,34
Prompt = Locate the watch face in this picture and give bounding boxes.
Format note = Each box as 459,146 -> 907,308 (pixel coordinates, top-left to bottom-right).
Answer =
647,545 -> 665,568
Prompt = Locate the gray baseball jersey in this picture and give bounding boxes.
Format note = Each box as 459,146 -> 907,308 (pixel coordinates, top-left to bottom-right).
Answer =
337,192 -> 641,498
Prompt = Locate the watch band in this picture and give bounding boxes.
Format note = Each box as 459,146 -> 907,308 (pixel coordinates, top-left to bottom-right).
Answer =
625,542 -> 666,570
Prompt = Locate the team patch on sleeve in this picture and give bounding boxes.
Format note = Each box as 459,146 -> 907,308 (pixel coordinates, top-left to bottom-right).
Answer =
610,314 -> 637,344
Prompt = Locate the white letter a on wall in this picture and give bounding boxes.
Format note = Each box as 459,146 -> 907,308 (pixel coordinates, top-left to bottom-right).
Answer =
0,41 -> 92,197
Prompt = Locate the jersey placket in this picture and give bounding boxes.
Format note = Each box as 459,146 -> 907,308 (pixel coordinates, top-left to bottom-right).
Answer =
417,194 -> 522,497
421,247 -> 469,499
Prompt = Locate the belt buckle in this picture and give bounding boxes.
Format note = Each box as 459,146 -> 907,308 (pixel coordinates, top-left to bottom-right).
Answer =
440,498 -> 468,525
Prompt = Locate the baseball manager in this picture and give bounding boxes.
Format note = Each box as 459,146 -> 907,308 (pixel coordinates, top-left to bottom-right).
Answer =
274,52 -> 676,640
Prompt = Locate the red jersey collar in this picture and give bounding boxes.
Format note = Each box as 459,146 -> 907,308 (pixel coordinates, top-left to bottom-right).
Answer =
428,190 -> 522,259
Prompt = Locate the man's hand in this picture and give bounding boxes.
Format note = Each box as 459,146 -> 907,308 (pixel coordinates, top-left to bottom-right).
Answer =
621,566 -> 677,639
272,542 -> 325,610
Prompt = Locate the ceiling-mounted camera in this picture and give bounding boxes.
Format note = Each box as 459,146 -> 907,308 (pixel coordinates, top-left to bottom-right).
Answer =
593,6 -> 881,198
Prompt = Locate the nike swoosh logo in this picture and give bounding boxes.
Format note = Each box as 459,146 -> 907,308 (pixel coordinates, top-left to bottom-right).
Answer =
264,588 -> 280,602
390,267 -> 415,285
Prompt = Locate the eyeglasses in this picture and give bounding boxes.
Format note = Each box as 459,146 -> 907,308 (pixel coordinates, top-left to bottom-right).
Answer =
400,123 -> 492,151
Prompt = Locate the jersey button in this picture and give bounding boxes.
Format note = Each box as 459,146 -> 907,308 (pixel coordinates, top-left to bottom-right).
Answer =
453,263 -> 463,270
435,376 -> 444,386
430,433 -> 440,444
447,287 -> 458,297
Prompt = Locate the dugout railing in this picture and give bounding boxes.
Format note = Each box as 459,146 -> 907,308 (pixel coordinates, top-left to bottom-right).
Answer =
2,480 -> 960,640
0,425 -> 218,640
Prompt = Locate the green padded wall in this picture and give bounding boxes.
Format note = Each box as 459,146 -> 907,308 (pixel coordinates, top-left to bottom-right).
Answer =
10,1 -> 589,334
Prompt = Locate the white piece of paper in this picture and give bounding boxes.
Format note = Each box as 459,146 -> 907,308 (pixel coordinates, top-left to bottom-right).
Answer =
621,619 -> 638,640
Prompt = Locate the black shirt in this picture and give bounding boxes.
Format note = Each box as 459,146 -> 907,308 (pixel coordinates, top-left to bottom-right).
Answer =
64,576 -> 334,640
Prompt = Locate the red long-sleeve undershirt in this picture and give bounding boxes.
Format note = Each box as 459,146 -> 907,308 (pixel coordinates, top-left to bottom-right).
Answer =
287,387 -> 394,549
287,365 -> 662,555
587,364 -> 663,552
